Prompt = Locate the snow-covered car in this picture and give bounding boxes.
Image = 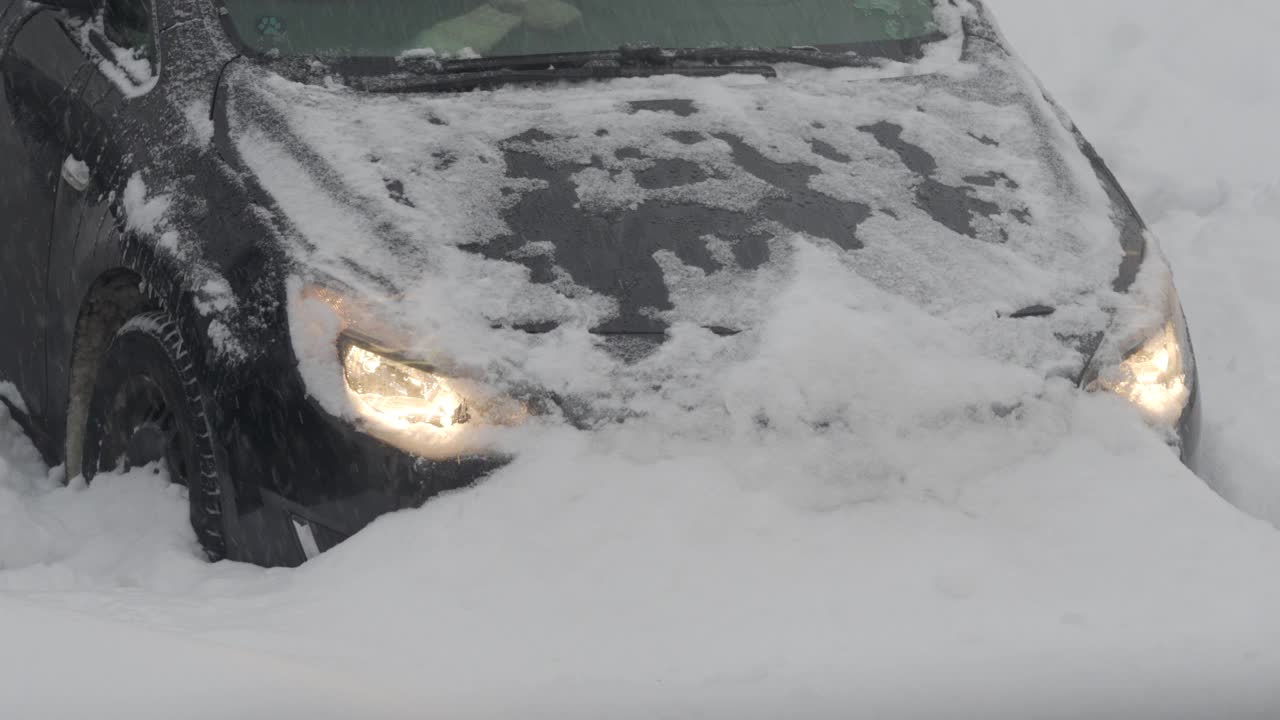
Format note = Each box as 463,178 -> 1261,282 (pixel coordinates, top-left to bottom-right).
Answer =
0,0 -> 1199,566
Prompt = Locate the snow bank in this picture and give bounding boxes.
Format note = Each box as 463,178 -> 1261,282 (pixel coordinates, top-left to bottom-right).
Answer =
0,596 -> 421,720
4,387 -> 1280,718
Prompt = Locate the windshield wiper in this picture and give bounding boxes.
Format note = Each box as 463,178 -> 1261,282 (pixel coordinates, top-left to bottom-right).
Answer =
361,44 -> 875,92
418,45 -> 876,73
353,44 -> 878,93
628,45 -> 879,70
361,60 -> 777,93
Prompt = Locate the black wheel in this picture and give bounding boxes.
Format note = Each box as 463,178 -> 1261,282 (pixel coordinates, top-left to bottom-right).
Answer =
82,311 -> 227,561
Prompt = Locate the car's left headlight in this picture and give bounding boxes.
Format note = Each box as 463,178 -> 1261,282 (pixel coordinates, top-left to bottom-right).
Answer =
1085,292 -> 1195,427
1088,321 -> 1189,420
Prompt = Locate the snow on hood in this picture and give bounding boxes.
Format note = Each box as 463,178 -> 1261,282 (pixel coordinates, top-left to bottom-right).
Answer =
227,6 -> 1136,480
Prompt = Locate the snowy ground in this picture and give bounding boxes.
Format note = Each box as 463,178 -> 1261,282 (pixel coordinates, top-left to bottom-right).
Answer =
4,2 -> 1280,718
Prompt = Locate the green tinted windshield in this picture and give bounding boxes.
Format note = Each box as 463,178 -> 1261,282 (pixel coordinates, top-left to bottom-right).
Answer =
221,0 -> 938,58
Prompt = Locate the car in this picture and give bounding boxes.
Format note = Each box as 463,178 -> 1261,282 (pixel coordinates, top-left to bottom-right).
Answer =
0,0 -> 1200,567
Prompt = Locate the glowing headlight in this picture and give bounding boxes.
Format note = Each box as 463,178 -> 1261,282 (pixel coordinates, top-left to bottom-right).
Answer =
1086,289 -> 1195,428
339,339 -> 528,437
341,342 -> 469,428
1088,321 -> 1189,421
293,279 -> 528,458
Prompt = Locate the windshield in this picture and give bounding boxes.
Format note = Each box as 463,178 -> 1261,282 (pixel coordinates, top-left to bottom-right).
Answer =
219,0 -> 939,59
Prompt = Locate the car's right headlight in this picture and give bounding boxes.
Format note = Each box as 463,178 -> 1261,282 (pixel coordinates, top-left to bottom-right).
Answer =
341,341 -> 470,429
1085,288 -> 1195,428
339,338 -> 527,433
290,279 -> 527,458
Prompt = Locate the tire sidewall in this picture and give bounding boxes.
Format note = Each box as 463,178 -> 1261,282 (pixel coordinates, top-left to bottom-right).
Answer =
82,313 -> 228,561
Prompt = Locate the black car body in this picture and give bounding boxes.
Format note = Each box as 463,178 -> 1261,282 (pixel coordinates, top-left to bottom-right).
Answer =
0,0 -> 1201,566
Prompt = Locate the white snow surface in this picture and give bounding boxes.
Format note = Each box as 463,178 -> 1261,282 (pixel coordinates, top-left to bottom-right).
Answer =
4,2 -> 1280,718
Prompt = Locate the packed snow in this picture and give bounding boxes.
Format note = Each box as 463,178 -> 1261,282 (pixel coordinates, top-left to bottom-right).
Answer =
4,2 -> 1280,718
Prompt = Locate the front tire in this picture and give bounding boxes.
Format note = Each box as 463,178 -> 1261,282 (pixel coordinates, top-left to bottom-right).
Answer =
82,311 -> 227,561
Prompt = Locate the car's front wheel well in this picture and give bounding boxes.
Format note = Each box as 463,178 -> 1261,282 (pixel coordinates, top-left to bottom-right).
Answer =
64,269 -> 150,481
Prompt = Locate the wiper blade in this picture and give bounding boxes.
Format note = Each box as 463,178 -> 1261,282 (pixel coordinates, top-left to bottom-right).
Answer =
360,62 -> 776,94
357,44 -> 873,92
630,45 -> 878,70
398,44 -> 874,76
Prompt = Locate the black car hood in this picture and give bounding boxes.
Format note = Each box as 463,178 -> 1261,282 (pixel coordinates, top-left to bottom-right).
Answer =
223,20 -> 1154,427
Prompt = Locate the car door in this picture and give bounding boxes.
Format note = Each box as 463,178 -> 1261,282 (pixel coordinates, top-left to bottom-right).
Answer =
0,1 -> 94,446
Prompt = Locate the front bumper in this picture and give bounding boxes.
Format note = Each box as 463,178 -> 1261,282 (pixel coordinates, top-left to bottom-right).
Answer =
219,372 -> 507,566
